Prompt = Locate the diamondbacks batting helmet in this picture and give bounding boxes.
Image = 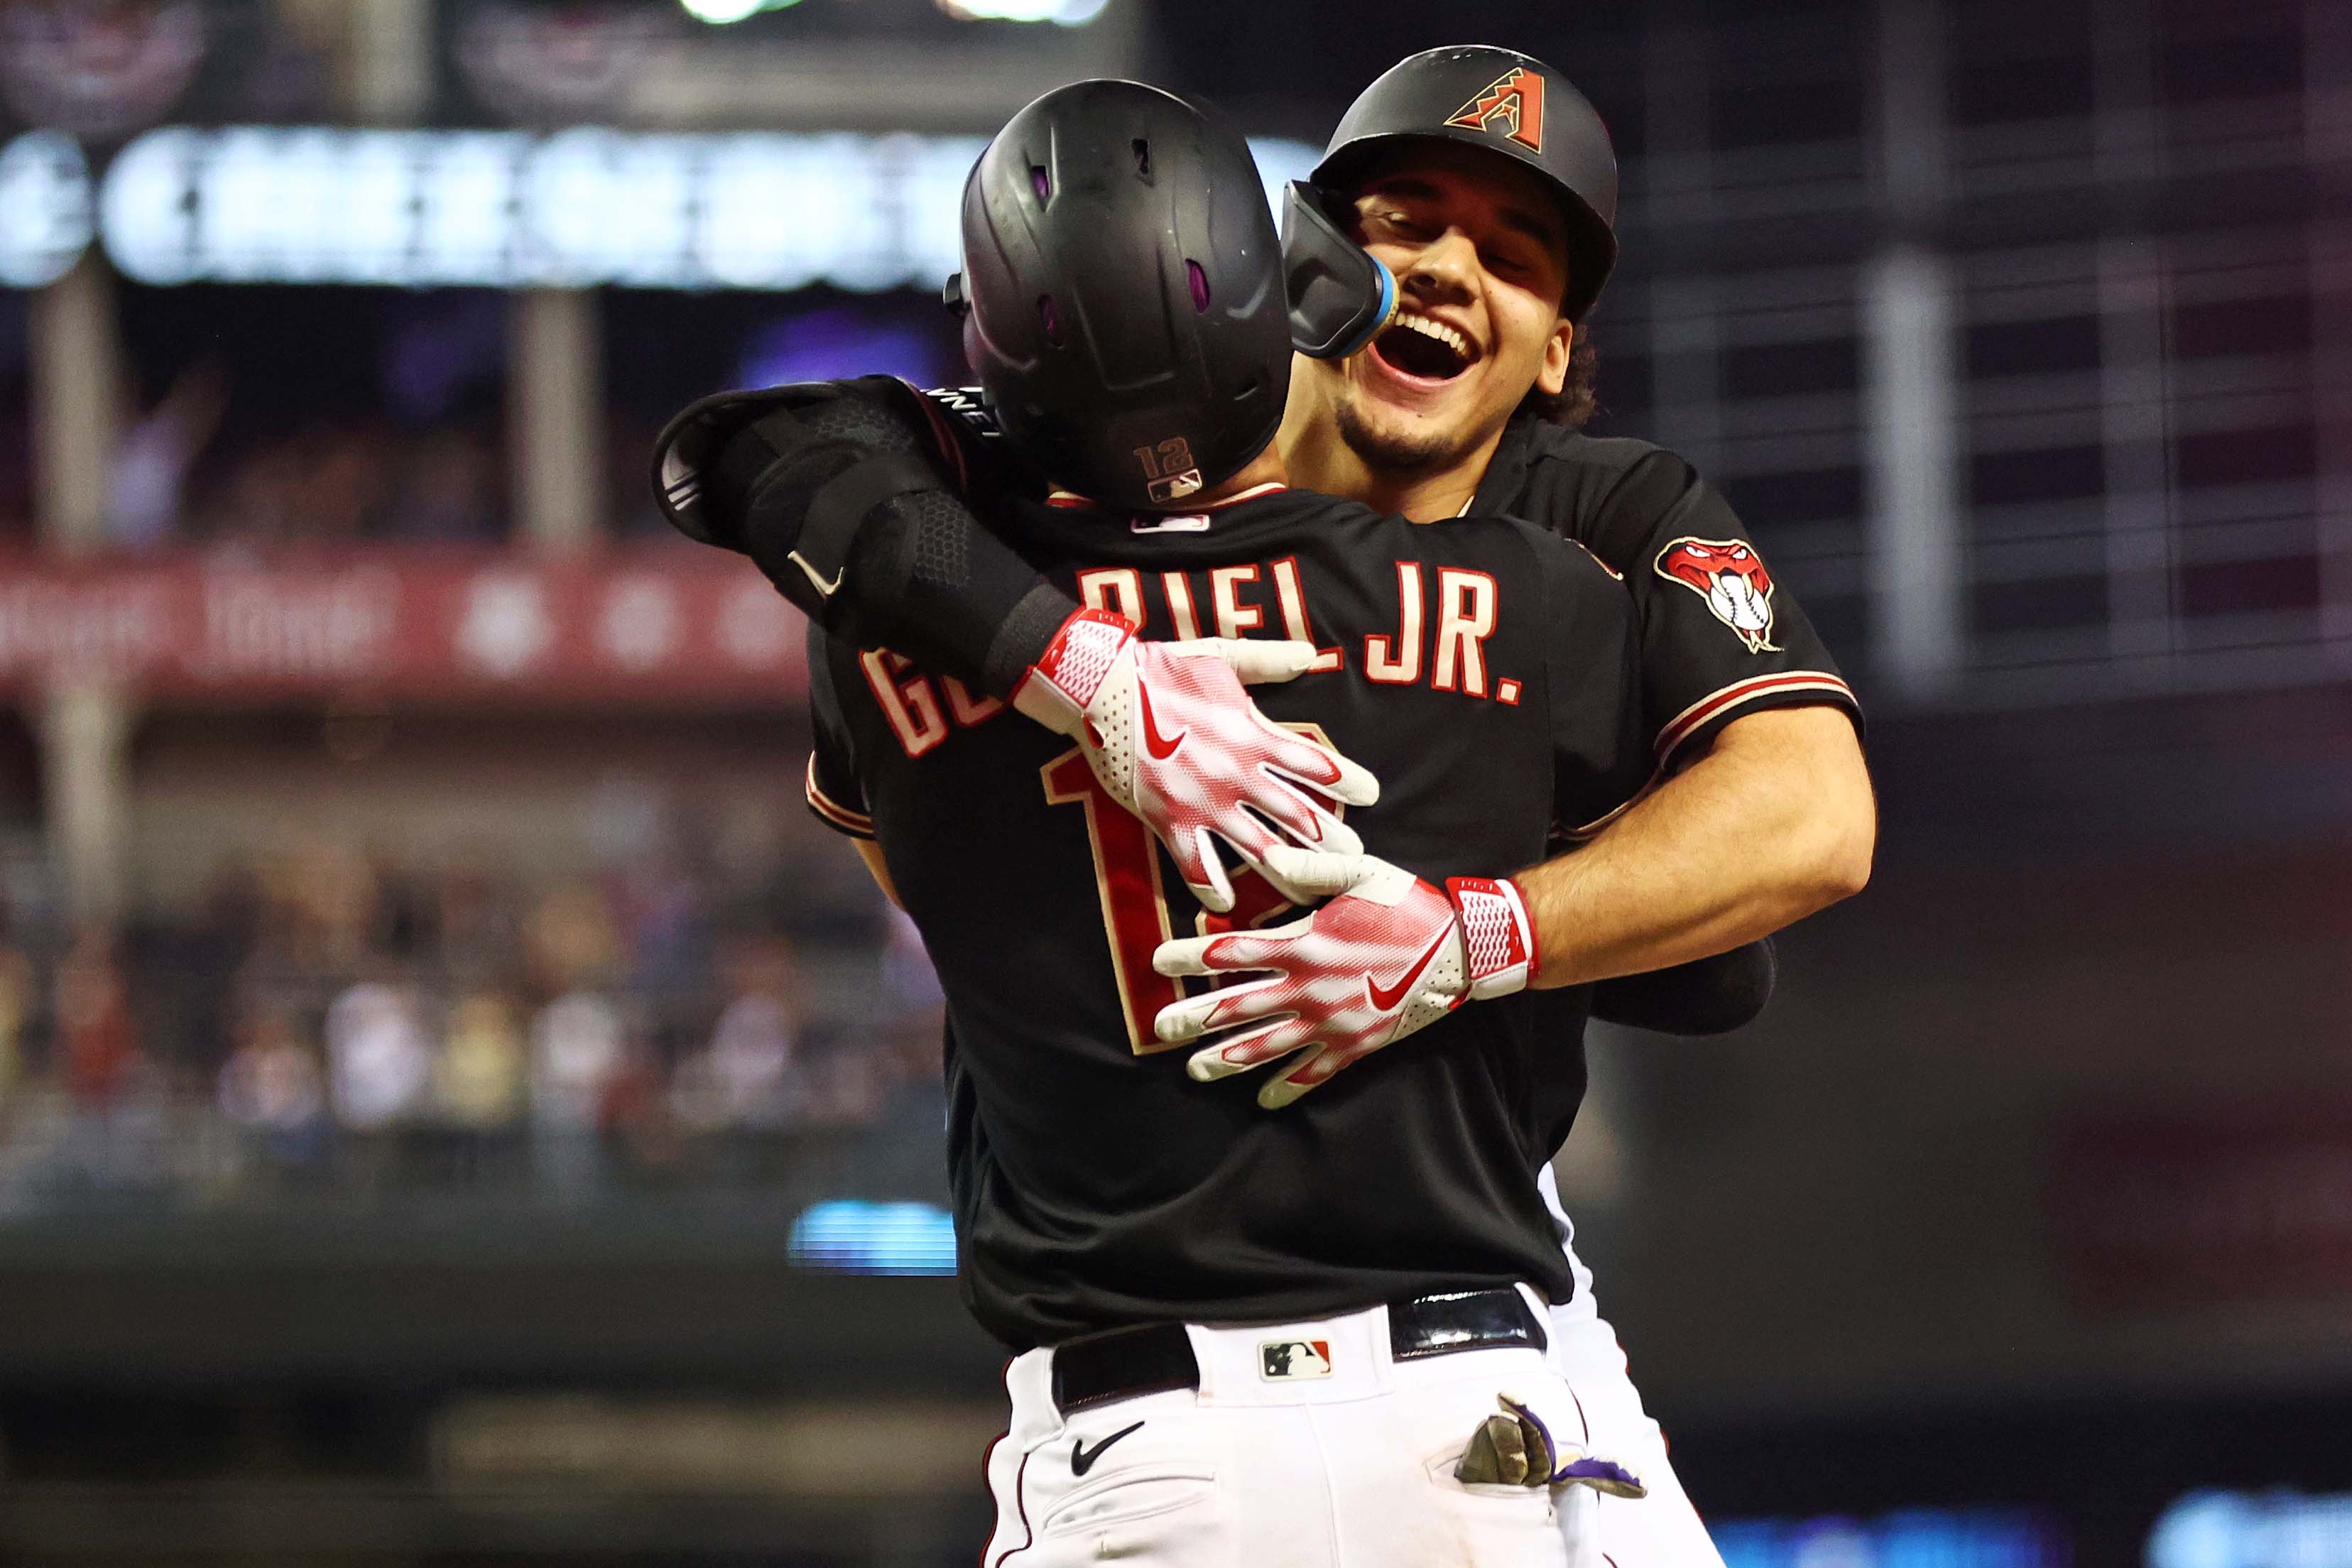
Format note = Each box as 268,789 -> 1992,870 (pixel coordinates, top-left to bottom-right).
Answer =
1314,45 -> 1620,324
949,80 -> 1291,511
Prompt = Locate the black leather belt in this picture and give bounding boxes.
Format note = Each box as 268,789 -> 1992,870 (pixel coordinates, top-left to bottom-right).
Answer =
1050,1287 -> 1547,1415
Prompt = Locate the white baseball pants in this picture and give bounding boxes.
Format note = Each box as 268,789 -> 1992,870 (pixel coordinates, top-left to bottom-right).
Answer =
983,1295 -> 1582,1568
1539,1165 -> 1728,1568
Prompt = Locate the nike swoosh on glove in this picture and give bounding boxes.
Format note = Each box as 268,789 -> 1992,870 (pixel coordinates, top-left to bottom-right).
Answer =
1150,853 -> 1538,1108
1013,608 -> 1379,913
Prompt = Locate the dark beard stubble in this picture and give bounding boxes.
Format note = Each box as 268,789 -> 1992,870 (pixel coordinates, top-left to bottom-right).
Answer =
1331,391 -> 1486,479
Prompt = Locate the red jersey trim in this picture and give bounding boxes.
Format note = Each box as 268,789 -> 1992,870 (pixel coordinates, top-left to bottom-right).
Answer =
1045,481 -> 1289,513
1555,789 -> 1643,845
805,754 -> 876,839
1653,672 -> 1858,765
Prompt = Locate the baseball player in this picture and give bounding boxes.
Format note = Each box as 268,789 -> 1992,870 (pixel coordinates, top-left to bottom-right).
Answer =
1265,46 -> 1875,1568
671,80 -> 1661,1566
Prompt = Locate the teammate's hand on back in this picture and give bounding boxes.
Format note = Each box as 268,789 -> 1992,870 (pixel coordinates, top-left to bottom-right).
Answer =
1013,608 -> 1379,913
1150,854 -> 1536,1108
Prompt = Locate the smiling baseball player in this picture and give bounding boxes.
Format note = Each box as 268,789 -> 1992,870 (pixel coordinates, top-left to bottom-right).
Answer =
1267,48 -> 1873,1568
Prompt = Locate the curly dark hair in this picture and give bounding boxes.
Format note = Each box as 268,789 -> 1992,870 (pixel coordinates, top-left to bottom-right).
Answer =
1515,333 -> 1599,430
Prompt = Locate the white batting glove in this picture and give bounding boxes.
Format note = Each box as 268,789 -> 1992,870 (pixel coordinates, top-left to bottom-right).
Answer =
1150,854 -> 1538,1108
1013,608 -> 1379,913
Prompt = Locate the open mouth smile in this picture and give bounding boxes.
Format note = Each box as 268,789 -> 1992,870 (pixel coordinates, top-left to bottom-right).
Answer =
1368,312 -> 1479,386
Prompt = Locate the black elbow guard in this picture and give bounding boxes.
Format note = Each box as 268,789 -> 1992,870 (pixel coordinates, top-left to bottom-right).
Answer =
653,376 -> 947,600
1589,937 -> 1777,1036
651,378 -> 1067,691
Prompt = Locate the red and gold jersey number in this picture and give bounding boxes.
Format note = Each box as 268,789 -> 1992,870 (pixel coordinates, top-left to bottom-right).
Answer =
1039,724 -> 1340,1055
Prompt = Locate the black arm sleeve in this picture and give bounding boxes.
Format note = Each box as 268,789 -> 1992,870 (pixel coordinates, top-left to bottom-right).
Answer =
652,376 -> 1079,696
1590,940 -> 1775,1035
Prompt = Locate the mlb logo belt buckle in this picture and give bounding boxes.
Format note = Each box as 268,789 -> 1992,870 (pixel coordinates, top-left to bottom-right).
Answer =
1258,1339 -> 1334,1381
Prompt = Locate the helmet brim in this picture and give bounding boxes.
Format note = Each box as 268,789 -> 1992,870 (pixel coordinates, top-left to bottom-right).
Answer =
1312,128 -> 1618,324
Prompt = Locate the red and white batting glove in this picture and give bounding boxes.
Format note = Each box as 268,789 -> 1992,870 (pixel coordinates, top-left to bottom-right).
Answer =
1150,853 -> 1538,1109
1013,608 -> 1379,913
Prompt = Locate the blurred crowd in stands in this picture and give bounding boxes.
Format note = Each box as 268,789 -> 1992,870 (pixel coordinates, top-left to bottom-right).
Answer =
100,364 -> 517,548
0,288 -> 966,1219
0,829 -> 947,1214
92,367 -> 680,548
0,285 -> 957,548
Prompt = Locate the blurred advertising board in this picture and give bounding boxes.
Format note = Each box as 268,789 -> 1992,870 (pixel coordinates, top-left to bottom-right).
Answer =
0,547 -> 807,704
1716,1509 -> 2069,1568
0,124 -> 1318,291
0,129 -> 91,285
2149,1491 -> 2352,1568
0,0 -> 1135,141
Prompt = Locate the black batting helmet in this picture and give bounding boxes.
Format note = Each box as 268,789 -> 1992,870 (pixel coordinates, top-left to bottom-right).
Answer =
1314,45 -> 1620,324
949,80 -> 1291,511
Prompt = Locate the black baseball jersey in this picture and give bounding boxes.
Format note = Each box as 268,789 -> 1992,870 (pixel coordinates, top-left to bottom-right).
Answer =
806,484 -> 1646,1350
1474,413 -> 1863,767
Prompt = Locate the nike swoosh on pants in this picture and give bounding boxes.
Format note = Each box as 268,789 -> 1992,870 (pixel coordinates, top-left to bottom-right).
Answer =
1071,1420 -> 1145,1476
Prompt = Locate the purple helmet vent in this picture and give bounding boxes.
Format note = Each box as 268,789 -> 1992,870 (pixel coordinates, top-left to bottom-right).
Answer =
1030,165 -> 1050,202
1187,260 -> 1210,312
1037,293 -> 1062,343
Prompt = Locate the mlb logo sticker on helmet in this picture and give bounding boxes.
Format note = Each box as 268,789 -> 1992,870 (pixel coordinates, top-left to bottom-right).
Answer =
1260,1339 -> 1334,1380
1444,66 -> 1545,152
1655,537 -> 1782,653
1148,470 -> 1204,504
1136,436 -> 1204,506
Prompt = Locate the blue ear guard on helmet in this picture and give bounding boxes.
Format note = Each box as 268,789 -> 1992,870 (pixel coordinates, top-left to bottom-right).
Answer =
1282,180 -> 1396,360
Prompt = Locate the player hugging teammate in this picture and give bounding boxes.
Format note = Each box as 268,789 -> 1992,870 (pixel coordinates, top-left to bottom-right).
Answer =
655,50 -> 1871,1568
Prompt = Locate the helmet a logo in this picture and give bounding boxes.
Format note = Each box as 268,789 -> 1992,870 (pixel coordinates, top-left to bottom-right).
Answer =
1655,537 -> 1782,653
1444,66 -> 1547,152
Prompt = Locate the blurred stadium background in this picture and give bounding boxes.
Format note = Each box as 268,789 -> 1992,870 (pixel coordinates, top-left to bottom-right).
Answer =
0,0 -> 2344,1562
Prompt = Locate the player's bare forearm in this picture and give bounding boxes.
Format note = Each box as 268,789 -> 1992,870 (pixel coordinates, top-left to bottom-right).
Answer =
1520,704 -> 1873,989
